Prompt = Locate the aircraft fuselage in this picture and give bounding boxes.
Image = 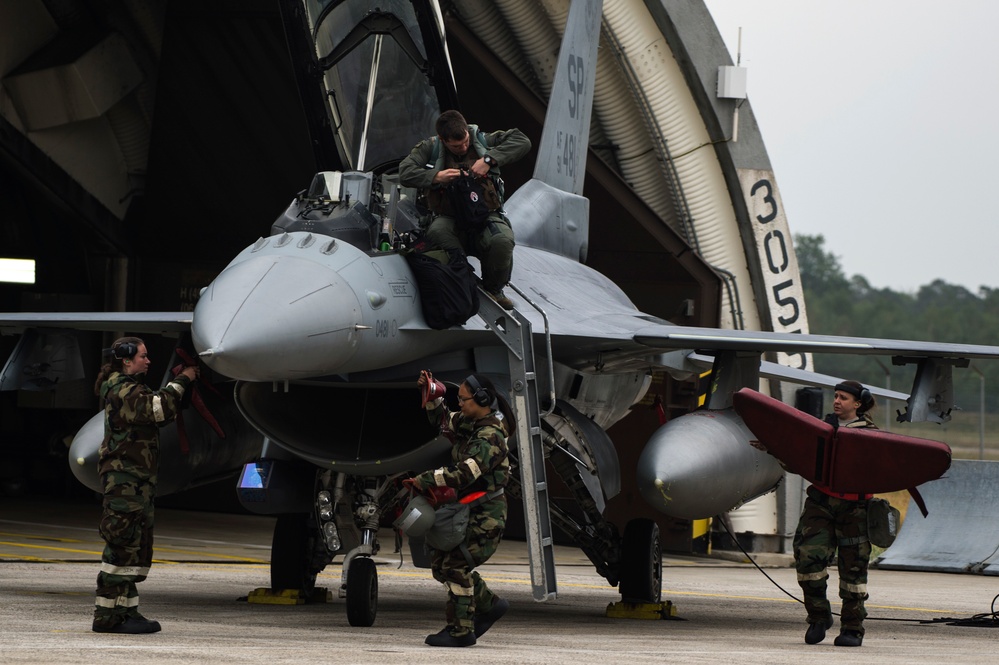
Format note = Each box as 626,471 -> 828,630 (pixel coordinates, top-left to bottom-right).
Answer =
191,230 -> 652,385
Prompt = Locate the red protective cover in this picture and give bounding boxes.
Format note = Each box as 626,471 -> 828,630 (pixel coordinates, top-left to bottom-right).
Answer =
732,388 -> 835,485
421,379 -> 447,408
829,427 -> 951,493
732,388 -> 951,494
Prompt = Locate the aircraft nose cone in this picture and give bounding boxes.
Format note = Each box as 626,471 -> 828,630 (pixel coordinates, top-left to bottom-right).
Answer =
192,254 -> 361,381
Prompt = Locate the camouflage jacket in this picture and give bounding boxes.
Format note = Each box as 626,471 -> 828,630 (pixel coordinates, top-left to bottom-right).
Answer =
398,125 -> 531,216
417,398 -> 511,500
98,371 -> 193,483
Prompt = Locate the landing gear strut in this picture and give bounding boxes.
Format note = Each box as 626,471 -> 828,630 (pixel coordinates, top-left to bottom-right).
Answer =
339,479 -> 389,626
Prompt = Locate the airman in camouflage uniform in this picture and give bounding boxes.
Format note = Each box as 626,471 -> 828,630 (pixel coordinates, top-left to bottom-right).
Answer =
406,371 -> 512,647
794,381 -> 878,648
91,337 -> 197,634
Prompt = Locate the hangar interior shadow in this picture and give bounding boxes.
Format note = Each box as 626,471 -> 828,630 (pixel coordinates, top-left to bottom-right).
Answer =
1,1 -> 721,553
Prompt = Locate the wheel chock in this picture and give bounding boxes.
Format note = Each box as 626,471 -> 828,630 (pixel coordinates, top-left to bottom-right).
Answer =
246,587 -> 332,605
605,600 -> 680,620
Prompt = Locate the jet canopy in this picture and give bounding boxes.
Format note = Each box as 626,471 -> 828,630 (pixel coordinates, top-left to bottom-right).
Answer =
303,0 -> 454,171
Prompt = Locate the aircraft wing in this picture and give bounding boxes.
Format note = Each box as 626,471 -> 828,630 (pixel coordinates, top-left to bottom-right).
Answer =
633,324 -> 999,360
684,352 -> 912,401
0,312 -> 192,335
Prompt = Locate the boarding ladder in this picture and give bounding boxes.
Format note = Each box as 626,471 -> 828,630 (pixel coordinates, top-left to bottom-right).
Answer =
477,283 -> 557,601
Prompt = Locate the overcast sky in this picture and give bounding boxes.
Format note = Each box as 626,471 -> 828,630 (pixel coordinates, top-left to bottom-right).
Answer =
703,1 -> 998,294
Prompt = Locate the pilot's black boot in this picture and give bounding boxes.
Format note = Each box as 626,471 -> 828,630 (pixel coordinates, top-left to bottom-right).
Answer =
833,629 -> 864,647
425,626 -> 476,647
804,616 -> 833,644
474,597 -> 509,637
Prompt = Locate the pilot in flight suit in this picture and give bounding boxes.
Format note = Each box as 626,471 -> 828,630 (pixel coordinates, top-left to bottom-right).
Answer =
398,109 -> 531,311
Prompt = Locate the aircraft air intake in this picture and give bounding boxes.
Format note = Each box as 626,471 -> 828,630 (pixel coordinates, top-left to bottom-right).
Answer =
233,382 -> 450,476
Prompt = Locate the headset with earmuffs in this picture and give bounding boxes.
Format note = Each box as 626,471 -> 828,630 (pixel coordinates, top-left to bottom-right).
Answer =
112,341 -> 138,360
856,386 -> 874,415
835,382 -> 872,410
464,374 -> 491,407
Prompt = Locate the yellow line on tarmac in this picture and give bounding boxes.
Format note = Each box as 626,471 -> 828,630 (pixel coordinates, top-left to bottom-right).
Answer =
0,531 -> 87,544
865,602 -> 956,613
0,540 -> 101,556
0,541 -> 265,564
151,546 -> 268,563
0,552 -> 50,561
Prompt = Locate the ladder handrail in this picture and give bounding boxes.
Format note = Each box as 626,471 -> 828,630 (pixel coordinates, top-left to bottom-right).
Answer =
505,281 -> 556,417
476,285 -> 558,602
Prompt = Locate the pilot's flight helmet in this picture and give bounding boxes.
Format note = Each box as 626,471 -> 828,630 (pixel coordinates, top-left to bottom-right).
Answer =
393,494 -> 436,538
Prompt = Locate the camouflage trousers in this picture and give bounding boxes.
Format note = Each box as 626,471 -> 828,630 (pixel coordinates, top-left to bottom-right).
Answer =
93,472 -> 156,629
793,486 -> 871,633
430,498 -> 506,632
425,214 -> 514,293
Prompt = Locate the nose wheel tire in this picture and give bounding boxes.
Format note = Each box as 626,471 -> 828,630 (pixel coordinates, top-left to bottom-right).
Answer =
346,556 -> 378,626
618,518 -> 662,603
270,513 -> 317,594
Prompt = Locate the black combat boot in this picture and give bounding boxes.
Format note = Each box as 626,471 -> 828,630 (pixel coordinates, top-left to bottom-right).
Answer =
93,616 -> 162,634
804,616 -> 833,644
425,626 -> 476,647
834,629 -> 864,647
474,597 -> 510,637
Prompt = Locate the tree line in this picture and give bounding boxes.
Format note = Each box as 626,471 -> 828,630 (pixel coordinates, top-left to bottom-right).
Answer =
794,234 -> 999,413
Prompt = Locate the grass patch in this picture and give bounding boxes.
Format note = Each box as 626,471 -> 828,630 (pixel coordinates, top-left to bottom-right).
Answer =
867,409 -> 999,461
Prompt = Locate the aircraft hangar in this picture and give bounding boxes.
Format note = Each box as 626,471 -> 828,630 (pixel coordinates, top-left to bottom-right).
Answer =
0,1 -> 807,553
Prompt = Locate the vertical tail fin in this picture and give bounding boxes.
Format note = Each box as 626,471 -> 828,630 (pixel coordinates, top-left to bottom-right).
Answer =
532,0 -> 602,196
506,0 -> 602,262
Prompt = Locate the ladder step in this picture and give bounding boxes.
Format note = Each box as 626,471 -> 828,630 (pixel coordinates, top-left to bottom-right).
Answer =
484,287 -> 557,601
